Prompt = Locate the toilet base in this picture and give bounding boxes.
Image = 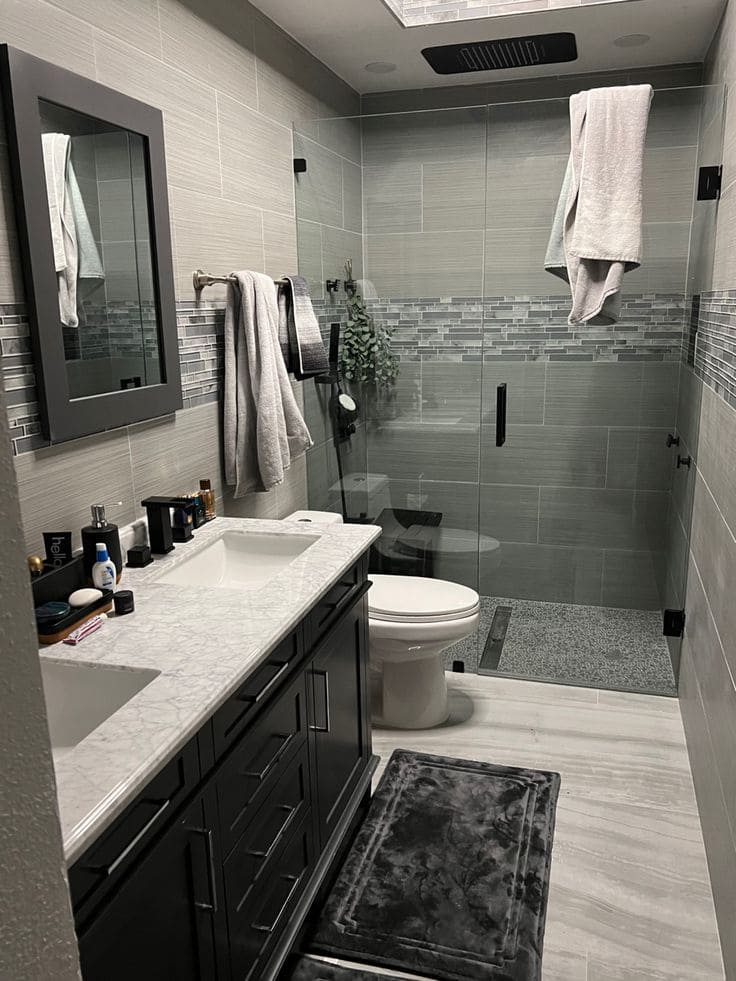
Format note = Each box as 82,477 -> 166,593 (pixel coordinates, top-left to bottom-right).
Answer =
371,653 -> 449,729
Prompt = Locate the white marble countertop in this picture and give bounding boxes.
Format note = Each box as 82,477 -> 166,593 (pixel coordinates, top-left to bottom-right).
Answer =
41,517 -> 381,865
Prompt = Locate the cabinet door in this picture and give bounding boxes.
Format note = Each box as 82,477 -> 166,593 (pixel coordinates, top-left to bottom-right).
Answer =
309,591 -> 371,847
77,797 -> 221,981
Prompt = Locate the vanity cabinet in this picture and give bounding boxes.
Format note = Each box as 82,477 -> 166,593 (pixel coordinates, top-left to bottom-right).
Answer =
77,795 -> 220,981
72,555 -> 373,981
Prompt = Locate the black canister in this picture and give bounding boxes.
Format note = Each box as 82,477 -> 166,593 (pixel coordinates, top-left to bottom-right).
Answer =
81,504 -> 123,584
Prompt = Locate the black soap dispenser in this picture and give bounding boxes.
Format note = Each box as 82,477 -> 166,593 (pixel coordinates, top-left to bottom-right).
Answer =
81,504 -> 123,584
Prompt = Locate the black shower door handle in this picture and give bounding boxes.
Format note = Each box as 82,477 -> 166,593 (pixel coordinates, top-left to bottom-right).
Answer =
496,383 -> 507,447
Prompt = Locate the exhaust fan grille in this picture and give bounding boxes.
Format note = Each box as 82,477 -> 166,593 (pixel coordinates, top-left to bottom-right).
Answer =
422,32 -> 578,75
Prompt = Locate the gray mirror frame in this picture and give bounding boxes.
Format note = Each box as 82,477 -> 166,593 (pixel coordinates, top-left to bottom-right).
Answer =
0,44 -> 182,444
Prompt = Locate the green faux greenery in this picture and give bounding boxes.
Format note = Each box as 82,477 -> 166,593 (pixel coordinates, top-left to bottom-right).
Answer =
340,259 -> 399,389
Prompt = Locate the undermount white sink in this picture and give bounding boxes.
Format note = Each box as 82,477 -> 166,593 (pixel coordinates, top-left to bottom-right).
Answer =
41,659 -> 159,759
155,530 -> 319,589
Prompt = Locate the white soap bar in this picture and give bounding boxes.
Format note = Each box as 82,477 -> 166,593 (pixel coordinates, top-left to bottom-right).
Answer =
68,587 -> 104,608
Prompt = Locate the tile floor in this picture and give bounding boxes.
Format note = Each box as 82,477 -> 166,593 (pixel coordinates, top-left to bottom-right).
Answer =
367,673 -> 725,981
446,597 -> 677,696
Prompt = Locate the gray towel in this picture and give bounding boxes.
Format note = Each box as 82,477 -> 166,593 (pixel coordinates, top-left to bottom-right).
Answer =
278,275 -> 329,379
545,85 -> 653,325
224,271 -> 312,496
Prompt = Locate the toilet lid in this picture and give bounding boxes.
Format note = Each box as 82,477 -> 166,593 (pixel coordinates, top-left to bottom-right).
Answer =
368,574 -> 480,623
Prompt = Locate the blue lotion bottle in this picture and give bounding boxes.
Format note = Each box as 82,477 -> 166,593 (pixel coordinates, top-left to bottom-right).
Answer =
91,543 -> 117,591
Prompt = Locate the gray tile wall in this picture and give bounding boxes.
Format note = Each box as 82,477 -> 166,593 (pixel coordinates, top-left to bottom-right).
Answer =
0,0 -> 360,538
679,3 -> 736,977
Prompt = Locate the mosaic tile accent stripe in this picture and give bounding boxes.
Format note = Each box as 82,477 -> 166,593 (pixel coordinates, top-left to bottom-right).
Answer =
1,301 -> 226,456
315,293 -> 687,363
694,291 -> 736,410
386,0 -> 633,27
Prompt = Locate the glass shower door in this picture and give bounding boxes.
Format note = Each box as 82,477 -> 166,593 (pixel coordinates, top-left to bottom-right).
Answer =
359,107 -> 488,605
476,88 -> 710,694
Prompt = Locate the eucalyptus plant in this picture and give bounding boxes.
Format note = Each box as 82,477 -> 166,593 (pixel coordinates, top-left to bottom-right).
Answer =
340,259 -> 399,390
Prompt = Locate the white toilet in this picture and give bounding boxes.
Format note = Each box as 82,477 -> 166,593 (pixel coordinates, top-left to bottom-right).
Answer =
368,574 -> 479,729
284,510 -> 481,731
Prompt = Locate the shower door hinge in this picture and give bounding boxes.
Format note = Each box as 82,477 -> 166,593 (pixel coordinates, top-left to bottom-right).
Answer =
697,166 -> 722,201
293,157 -> 307,174
663,609 -> 686,638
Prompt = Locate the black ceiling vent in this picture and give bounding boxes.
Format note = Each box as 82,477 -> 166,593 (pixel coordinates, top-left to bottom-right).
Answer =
422,32 -> 578,75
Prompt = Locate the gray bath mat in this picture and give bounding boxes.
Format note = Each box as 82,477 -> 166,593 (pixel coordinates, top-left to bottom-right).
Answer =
306,750 -> 560,981
290,955 -> 399,979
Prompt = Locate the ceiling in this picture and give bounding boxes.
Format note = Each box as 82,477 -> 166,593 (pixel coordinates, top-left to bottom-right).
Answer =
249,0 -> 726,94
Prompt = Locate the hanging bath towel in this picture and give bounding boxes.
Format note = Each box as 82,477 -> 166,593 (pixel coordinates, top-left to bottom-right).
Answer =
224,271 -> 312,496
277,275 -> 329,379
545,84 -> 653,325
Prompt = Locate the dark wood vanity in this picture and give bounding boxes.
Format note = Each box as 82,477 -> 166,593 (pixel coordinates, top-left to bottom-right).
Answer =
68,555 -> 373,981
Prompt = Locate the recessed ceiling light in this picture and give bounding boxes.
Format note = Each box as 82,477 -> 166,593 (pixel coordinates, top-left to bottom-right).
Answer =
365,61 -> 397,74
613,34 -> 651,48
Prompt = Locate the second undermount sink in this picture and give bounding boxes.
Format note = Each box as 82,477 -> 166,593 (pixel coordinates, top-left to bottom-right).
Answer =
41,659 -> 160,760
155,530 -> 319,590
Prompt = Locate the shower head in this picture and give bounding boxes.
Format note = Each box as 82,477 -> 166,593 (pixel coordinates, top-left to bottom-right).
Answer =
422,32 -> 578,75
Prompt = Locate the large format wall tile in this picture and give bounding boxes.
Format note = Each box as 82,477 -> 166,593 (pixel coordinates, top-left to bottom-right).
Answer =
690,474 -> 736,684
363,164 -> 422,234
15,428 -> 137,555
485,153 -> 569,230
479,483 -> 540,544
481,424 -> 608,487
170,187 -> 265,300
545,363 -> 642,427
365,231 -> 485,296
480,541 -> 604,605
362,108 -> 486,168
218,95 -> 294,216
539,487 -> 668,551
606,429 -> 674,492
369,421 -> 480,483
1,0 -> 96,76
159,0 -> 257,108
481,363 -> 545,426
423,160 -> 486,232
601,549 -> 664,610
94,35 -> 222,198
697,383 -> 736,535
128,402 -> 224,513
293,134 -> 344,228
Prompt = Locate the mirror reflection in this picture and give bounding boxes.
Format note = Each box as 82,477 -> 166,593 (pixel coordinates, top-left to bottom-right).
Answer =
39,100 -> 162,400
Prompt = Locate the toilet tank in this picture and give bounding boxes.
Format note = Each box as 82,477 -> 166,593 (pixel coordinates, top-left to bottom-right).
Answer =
283,510 -> 344,525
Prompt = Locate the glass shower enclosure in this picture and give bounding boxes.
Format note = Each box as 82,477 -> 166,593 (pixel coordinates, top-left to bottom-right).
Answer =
295,83 -> 723,696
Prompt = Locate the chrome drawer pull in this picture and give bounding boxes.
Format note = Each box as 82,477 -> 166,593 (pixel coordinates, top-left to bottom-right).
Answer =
244,805 -> 297,862
90,798 -> 171,877
309,670 -> 330,734
251,874 -> 301,934
237,661 -> 291,705
190,827 -> 218,914
243,732 -> 295,783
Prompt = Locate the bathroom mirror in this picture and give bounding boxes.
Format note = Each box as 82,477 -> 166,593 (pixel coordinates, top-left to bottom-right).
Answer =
0,45 -> 181,443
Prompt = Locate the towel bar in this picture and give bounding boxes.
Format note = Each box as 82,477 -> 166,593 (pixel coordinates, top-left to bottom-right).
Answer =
193,269 -> 289,292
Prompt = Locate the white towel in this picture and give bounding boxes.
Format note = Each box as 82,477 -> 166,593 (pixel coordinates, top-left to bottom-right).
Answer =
545,85 -> 653,325
42,133 -> 78,327
41,133 -> 105,327
224,271 -> 312,496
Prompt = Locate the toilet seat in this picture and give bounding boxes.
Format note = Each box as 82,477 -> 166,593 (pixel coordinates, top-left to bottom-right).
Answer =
368,574 -> 480,624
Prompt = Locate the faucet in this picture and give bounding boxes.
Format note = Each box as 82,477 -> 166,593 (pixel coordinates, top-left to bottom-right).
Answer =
141,497 -> 194,555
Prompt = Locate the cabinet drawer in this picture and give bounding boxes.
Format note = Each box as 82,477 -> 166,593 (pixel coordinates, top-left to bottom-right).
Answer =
222,744 -> 310,907
215,672 -> 308,855
211,629 -> 303,759
70,736 -> 200,922
307,555 -> 368,650
225,812 -> 314,981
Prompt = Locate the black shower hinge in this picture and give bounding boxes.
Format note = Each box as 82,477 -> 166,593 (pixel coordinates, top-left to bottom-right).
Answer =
293,157 -> 307,174
663,609 -> 686,638
697,165 -> 723,201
